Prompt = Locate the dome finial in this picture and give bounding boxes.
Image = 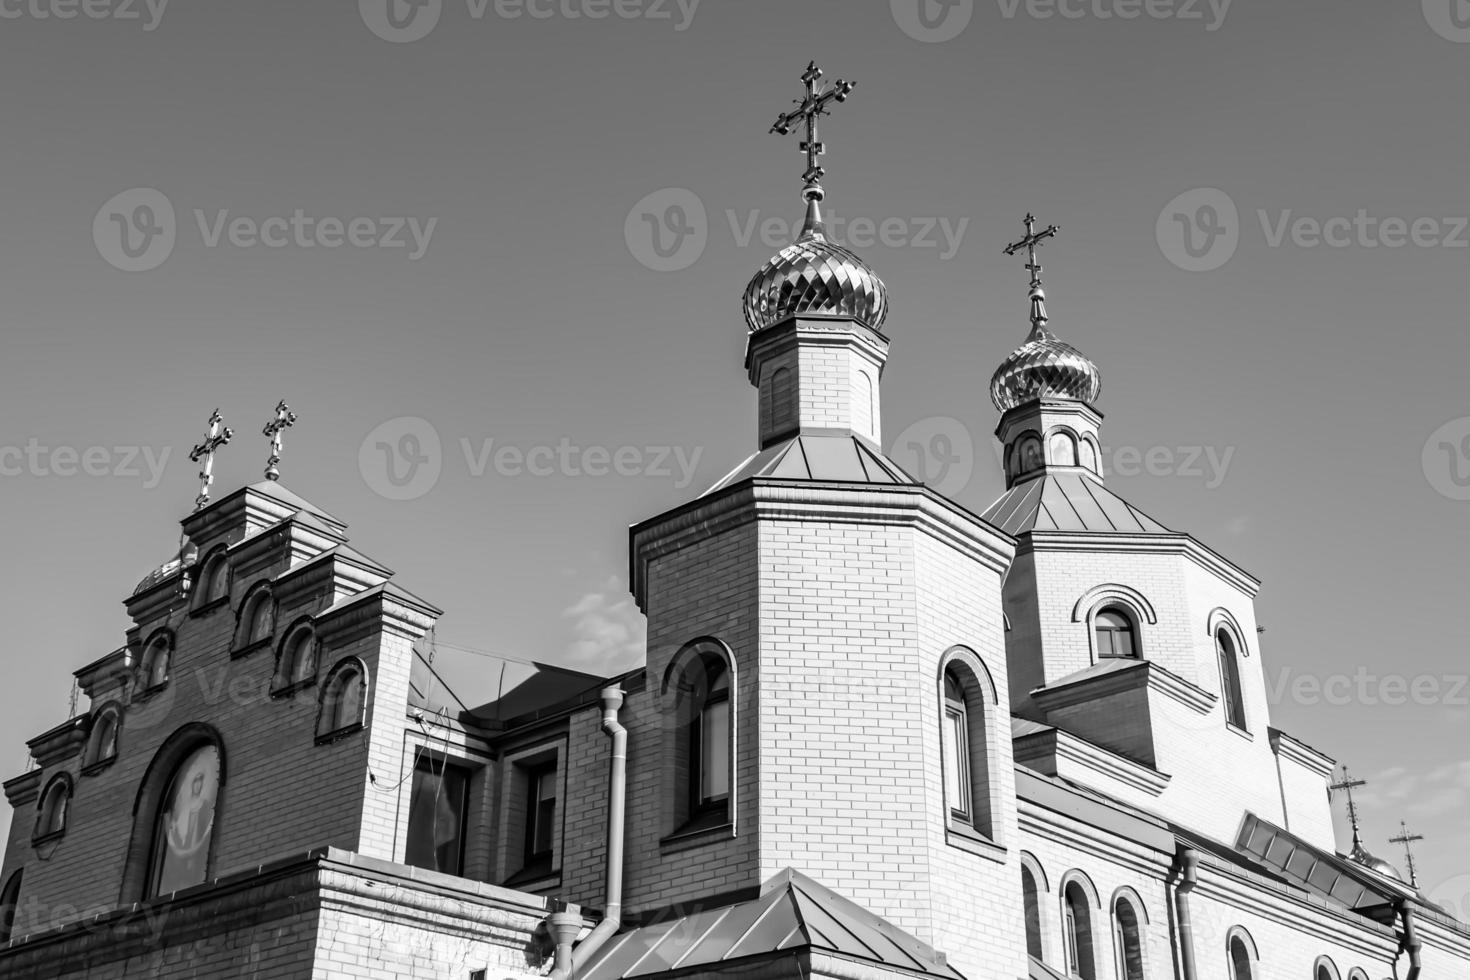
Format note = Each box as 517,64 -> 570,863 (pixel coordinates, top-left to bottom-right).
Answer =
1330,766 -> 1368,854
1003,212 -> 1061,335
768,60 -> 856,218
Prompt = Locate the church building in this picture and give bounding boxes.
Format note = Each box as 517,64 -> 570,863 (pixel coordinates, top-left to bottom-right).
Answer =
2,63 -> 1467,980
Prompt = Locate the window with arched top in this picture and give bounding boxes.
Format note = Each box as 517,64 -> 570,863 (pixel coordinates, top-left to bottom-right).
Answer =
1216,628 -> 1247,730
234,585 -> 276,652
1313,957 -> 1341,980
193,549 -> 230,611
1079,436 -> 1100,475
0,870 -> 21,944
1226,927 -> 1259,980
272,623 -> 318,697
1022,865 -> 1044,961
146,743 -> 221,897
663,639 -> 736,836
83,706 -> 121,771
1345,970 -> 1369,980
33,774 -> 72,844
939,651 -> 996,842
1017,434 -> 1044,476
1049,430 -> 1078,467
317,658 -> 369,742
1061,880 -> 1096,980
139,632 -> 172,691
1112,895 -> 1145,980
1094,608 -> 1138,659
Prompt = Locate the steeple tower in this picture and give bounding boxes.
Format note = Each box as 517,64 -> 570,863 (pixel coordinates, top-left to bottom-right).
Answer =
990,215 -> 1105,489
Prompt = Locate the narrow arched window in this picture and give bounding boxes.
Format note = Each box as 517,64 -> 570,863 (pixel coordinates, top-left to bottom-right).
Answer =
1022,866 -> 1043,961
1228,936 -> 1253,980
84,708 -> 121,769
33,776 -> 71,843
1049,430 -> 1078,467
1217,629 -> 1247,729
140,635 -> 171,690
147,743 -> 220,897
943,670 -> 972,821
690,659 -> 731,818
1018,434 -> 1044,475
1062,882 -> 1095,980
1113,898 -> 1144,980
193,551 -> 229,610
1094,608 -> 1137,659
1314,962 -> 1338,980
0,870 -> 21,944
236,588 -> 275,650
273,626 -> 317,695
317,660 -> 368,741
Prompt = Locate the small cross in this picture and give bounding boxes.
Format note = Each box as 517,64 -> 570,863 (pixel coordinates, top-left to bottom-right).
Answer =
262,400 -> 297,482
1329,767 -> 1368,849
768,61 -> 857,202
1389,821 -> 1424,887
188,409 -> 234,510
1003,213 -> 1061,330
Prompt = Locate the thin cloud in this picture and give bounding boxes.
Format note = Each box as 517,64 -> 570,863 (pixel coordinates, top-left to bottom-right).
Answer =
560,576 -> 647,675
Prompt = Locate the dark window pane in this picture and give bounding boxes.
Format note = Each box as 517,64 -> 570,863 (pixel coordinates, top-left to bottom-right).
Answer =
149,745 -> 220,896
406,758 -> 469,876
700,700 -> 730,802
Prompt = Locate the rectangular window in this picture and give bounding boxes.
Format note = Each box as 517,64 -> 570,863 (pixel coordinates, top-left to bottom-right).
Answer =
524,764 -> 557,866
699,699 -> 730,804
406,757 -> 470,876
944,704 -> 970,821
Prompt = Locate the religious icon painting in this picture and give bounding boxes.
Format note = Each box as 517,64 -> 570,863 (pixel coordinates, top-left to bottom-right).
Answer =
148,744 -> 220,896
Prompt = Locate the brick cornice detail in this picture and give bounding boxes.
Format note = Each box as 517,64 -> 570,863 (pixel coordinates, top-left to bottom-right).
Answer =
1020,530 -> 1262,597
1013,728 -> 1172,797
1032,660 -> 1216,716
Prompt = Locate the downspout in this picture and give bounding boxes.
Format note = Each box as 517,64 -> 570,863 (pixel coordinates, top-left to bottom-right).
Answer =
1169,846 -> 1200,980
549,686 -> 627,980
1398,901 -> 1422,980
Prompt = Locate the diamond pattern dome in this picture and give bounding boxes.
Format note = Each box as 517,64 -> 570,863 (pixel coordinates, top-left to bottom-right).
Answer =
743,227 -> 887,334
990,323 -> 1102,412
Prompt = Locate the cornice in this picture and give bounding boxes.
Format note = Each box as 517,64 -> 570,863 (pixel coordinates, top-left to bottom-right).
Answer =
1020,530 -> 1262,598
2,769 -> 41,808
25,716 -> 88,768
743,315 -> 890,384
1032,660 -> 1216,717
1013,727 -> 1172,797
1269,727 -> 1337,777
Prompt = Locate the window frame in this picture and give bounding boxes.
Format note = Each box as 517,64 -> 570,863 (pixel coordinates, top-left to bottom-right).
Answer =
1216,627 -> 1248,732
404,754 -> 472,878
231,583 -> 277,658
32,774 -> 72,845
937,648 -> 1001,855
316,658 -> 369,744
0,870 -> 22,945
660,638 -> 739,848
145,742 -> 223,898
688,659 -> 731,821
137,629 -> 175,694
1111,892 -> 1146,980
271,620 -> 318,699
190,547 -> 232,616
1093,607 -> 1138,659
523,762 -> 558,868
81,704 -> 123,775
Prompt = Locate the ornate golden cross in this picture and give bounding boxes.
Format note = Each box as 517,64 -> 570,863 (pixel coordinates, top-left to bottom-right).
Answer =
1389,821 -> 1424,887
188,410 -> 233,510
768,61 -> 857,202
1004,213 -> 1061,330
262,400 -> 297,482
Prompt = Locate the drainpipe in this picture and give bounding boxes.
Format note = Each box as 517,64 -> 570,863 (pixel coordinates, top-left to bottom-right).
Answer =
549,686 -> 627,980
1398,901 -> 1422,980
1170,846 -> 1200,980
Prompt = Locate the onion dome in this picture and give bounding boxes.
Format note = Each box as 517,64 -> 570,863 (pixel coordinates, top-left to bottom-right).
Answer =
743,198 -> 887,334
1349,842 -> 1406,883
132,542 -> 198,596
990,318 -> 1102,413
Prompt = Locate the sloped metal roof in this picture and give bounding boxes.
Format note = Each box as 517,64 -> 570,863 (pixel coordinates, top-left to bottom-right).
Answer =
579,869 -> 965,980
981,473 -> 1171,535
1235,813 -> 1410,910
703,435 -> 918,496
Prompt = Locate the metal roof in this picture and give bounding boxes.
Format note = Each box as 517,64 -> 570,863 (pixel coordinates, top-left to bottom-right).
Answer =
981,473 -> 1171,535
703,435 -> 918,496
579,869 -> 965,980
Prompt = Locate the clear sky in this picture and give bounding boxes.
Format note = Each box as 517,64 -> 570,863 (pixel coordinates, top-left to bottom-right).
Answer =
2,0 -> 1467,905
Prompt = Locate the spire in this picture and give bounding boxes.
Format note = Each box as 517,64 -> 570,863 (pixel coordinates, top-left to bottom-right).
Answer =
1003,213 -> 1060,336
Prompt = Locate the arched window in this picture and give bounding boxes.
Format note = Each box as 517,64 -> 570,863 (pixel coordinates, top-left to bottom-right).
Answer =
33,775 -> 72,843
1079,436 -> 1100,475
139,633 -> 172,691
1345,970 -> 1369,980
1022,865 -> 1044,961
1049,430 -> 1078,467
317,659 -> 368,741
147,743 -> 221,897
1216,628 -> 1247,729
940,652 -> 995,840
83,706 -> 121,770
273,623 -> 317,696
1017,434 -> 1044,476
1226,927 -> 1258,980
1061,879 -> 1096,980
1112,896 -> 1144,980
1313,957 -> 1341,980
663,639 -> 736,834
193,549 -> 230,610
234,585 -> 275,651
0,870 -> 22,944
1094,608 -> 1137,659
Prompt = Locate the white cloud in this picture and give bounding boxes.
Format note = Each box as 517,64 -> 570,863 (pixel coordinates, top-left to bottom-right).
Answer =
559,576 -> 647,675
